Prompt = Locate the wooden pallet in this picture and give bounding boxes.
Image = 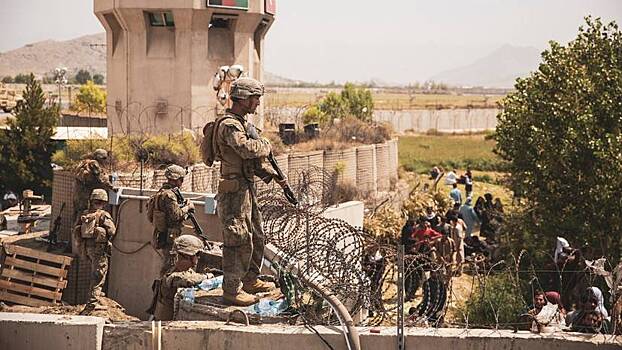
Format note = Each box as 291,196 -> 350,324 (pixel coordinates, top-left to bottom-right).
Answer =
0,244 -> 73,306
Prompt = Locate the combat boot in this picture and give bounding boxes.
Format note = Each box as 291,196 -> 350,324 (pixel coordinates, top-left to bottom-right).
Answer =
223,291 -> 258,307
242,278 -> 276,294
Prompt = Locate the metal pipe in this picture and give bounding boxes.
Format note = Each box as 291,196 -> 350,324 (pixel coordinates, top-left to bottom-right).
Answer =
264,244 -> 361,350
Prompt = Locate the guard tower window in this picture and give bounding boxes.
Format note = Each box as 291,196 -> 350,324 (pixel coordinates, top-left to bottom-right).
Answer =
209,17 -> 232,29
148,11 -> 175,27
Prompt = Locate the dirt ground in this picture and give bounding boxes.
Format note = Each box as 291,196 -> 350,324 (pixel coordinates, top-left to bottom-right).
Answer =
0,296 -> 138,322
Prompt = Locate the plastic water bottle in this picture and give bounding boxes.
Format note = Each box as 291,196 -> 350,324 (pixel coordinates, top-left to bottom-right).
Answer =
198,276 -> 223,291
181,288 -> 195,303
251,298 -> 289,316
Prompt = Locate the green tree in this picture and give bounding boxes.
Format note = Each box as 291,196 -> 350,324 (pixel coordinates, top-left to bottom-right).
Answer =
318,91 -> 348,120
2,76 -> 14,83
92,73 -> 105,85
340,82 -> 374,121
494,17 -> 622,261
14,73 -> 30,84
0,74 -> 59,197
75,69 -> 92,85
72,80 -> 107,114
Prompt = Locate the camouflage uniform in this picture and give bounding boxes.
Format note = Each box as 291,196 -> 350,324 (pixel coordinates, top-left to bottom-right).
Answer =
154,268 -> 205,320
74,149 -> 111,220
72,190 -> 116,303
215,110 -> 276,296
153,235 -> 205,320
149,165 -> 193,275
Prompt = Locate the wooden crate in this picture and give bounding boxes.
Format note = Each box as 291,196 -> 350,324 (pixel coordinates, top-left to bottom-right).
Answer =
0,244 -> 73,306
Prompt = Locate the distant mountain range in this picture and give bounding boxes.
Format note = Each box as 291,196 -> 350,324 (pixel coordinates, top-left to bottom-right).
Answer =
0,33 -> 106,78
0,34 -> 542,88
429,45 -> 542,88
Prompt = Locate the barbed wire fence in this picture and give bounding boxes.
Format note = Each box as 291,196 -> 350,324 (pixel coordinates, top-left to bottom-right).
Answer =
256,166 -> 621,341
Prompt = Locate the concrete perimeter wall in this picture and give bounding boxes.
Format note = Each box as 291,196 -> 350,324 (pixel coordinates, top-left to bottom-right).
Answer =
374,108 -> 500,133
3,314 -> 620,350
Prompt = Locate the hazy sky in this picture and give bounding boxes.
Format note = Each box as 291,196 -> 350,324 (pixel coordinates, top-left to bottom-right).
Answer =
1,0 -> 621,83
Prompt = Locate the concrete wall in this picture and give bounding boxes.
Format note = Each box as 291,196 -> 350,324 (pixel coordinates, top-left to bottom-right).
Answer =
99,322 -> 622,350
0,313 -> 105,350
374,108 -> 500,133
94,0 -> 274,135
3,314 -> 620,350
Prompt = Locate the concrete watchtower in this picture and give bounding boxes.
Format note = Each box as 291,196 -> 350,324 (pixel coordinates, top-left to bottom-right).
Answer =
94,0 -> 275,135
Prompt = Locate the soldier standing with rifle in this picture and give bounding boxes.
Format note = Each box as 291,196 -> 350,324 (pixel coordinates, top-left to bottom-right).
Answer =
147,164 -> 195,275
72,189 -> 116,310
202,77 -> 291,306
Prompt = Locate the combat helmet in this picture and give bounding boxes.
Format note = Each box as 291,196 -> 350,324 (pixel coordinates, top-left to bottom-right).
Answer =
172,235 -> 204,256
93,149 -> 108,160
165,165 -> 187,180
230,77 -> 264,100
90,188 -> 108,202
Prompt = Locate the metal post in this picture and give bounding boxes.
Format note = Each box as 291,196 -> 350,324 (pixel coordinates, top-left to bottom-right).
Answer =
397,244 -> 405,350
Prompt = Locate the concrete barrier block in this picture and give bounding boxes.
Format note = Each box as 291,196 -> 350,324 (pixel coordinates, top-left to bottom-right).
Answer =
0,312 -> 105,350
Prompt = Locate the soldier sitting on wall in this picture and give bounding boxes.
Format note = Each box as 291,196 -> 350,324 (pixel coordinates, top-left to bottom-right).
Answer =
72,189 -> 116,310
151,235 -> 208,321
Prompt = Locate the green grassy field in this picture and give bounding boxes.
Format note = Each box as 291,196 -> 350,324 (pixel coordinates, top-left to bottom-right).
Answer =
265,90 -> 503,110
398,134 -> 504,174
400,134 -> 514,207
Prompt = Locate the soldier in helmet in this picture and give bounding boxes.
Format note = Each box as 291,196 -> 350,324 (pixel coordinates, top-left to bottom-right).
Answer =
74,148 -> 112,221
208,77 -> 287,306
147,164 -> 195,275
72,188 -> 116,306
152,235 -> 207,320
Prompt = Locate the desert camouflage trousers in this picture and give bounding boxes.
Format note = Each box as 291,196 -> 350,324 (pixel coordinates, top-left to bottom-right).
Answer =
84,241 -> 110,303
217,180 -> 264,295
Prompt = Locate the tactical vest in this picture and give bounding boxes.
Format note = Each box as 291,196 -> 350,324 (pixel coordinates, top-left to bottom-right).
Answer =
147,190 -> 169,233
78,210 -> 108,243
213,113 -> 261,183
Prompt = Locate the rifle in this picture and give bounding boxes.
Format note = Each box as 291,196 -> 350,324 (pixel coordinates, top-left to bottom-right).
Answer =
247,123 -> 298,205
48,202 -> 65,245
171,187 -> 212,249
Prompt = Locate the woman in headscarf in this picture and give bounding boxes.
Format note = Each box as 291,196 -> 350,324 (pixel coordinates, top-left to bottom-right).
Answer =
566,287 -> 610,333
588,287 -> 609,319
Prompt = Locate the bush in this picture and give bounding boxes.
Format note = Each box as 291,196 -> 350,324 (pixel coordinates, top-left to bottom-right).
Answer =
141,132 -> 199,167
459,269 -> 526,328
324,117 -> 391,144
341,83 -> 374,121
307,83 -> 375,123
52,133 -> 199,170
71,81 -> 107,115
318,91 -> 348,120
302,105 -> 329,126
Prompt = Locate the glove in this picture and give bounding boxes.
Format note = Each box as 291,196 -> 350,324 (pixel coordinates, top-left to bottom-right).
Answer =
183,201 -> 195,214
